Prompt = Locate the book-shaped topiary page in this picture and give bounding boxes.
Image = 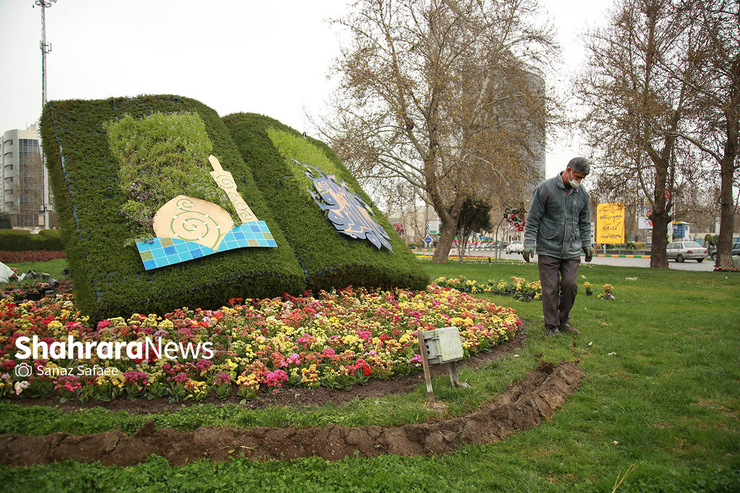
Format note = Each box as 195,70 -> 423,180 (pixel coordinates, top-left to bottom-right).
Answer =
41,95 -> 305,320
222,113 -> 429,293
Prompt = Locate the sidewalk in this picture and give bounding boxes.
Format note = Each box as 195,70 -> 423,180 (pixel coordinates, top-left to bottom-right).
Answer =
594,253 -> 651,259
413,249 -> 653,260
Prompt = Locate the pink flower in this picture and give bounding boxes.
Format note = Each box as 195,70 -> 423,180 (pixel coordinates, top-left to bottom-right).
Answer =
55,375 -> 81,393
262,369 -> 288,391
212,372 -> 231,386
123,371 -> 149,385
356,330 -> 372,341
168,372 -> 188,384
196,359 -> 213,372
297,334 -> 315,348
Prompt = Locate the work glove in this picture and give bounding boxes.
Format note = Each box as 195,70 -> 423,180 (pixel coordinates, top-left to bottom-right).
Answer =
522,246 -> 534,263
583,246 -> 593,262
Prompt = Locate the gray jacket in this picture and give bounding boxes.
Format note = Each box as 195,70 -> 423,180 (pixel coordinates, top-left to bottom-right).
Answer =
524,173 -> 591,259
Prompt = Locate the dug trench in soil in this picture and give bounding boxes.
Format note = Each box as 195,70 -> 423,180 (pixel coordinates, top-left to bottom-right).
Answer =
0,361 -> 585,467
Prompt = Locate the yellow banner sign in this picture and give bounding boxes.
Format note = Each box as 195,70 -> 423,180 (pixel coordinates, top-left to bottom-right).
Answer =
597,203 -> 625,244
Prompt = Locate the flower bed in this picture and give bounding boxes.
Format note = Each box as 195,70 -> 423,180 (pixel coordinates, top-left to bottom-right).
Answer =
2,280 -> 57,302
434,275 -> 542,301
0,285 -> 519,402
0,250 -> 66,264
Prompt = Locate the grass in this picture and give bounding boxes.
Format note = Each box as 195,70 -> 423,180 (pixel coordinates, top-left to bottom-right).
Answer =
1,259 -> 739,492
3,259 -> 68,281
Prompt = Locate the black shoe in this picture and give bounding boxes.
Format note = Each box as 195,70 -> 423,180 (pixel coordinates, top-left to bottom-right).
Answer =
559,323 -> 579,335
545,327 -> 561,336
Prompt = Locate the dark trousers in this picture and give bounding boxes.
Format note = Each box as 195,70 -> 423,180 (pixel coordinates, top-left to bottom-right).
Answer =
538,255 -> 581,329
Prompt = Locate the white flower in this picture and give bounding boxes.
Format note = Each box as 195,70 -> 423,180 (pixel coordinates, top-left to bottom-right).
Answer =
15,381 -> 29,395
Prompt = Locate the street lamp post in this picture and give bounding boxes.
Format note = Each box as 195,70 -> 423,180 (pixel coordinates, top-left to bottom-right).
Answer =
35,0 -> 56,229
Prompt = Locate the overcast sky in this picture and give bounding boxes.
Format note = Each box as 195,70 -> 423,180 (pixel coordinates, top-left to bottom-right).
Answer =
0,0 -> 612,177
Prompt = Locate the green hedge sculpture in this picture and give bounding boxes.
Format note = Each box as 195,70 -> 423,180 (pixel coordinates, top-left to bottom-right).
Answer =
40,95 -> 306,320
222,113 -> 428,293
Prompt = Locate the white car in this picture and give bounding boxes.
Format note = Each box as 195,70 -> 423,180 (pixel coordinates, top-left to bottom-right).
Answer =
666,240 -> 707,263
506,241 -> 525,254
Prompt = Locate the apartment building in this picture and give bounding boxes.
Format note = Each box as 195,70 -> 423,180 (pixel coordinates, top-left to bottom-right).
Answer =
1,125 -> 53,229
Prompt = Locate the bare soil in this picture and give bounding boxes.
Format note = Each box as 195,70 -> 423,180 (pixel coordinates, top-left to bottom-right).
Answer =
0,358 -> 585,467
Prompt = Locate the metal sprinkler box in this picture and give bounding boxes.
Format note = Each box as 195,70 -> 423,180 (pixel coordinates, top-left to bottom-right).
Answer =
420,326 -> 464,365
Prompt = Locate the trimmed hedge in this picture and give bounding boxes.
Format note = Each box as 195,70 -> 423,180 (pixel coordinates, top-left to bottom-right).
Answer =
40,95 -> 306,320
0,230 -> 65,251
222,113 -> 429,292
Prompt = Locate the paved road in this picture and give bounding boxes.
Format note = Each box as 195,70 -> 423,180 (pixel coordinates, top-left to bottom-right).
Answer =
442,249 -> 716,272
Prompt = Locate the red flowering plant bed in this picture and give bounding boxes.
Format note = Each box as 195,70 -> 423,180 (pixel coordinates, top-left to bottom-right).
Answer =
0,286 -> 519,403
0,250 -> 66,264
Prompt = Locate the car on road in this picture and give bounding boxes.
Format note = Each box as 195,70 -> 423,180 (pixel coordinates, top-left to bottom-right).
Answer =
709,242 -> 740,261
666,240 -> 708,263
505,241 -> 525,254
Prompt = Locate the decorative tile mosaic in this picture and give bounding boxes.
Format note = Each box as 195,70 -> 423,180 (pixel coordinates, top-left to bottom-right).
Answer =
294,160 -> 394,253
136,221 -> 276,270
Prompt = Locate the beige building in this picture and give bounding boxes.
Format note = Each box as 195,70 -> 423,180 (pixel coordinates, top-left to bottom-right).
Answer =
1,125 -> 53,229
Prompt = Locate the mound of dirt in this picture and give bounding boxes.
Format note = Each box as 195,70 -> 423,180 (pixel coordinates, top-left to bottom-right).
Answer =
0,361 -> 585,467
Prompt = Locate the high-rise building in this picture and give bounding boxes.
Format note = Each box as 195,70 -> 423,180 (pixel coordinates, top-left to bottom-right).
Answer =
1,125 -> 53,229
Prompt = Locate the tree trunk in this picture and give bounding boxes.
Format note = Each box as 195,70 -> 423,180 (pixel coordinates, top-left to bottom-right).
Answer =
431,195 -> 466,263
649,209 -> 670,268
458,234 -> 467,263
715,55 -> 739,270
433,225 -> 456,263
715,154 -> 737,270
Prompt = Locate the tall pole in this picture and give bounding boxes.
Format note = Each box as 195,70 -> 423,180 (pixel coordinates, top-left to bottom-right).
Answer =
36,0 -> 55,229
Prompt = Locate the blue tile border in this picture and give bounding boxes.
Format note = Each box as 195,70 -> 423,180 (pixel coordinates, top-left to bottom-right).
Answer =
136,221 -> 276,270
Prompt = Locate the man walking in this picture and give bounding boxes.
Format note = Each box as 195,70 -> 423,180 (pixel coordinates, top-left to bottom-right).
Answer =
522,157 -> 593,336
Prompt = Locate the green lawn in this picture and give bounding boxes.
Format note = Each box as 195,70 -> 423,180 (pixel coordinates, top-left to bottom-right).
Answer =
3,259 -> 68,281
1,260 -> 738,492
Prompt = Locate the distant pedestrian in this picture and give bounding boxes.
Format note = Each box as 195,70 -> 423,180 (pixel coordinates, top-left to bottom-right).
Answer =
522,157 -> 593,336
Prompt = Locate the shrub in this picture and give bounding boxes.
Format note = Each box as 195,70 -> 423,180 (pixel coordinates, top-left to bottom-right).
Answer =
0,212 -> 11,230
0,230 -> 64,251
222,113 -> 429,292
40,95 -> 306,320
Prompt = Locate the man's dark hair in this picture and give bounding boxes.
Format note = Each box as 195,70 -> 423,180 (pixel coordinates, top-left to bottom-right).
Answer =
568,157 -> 592,176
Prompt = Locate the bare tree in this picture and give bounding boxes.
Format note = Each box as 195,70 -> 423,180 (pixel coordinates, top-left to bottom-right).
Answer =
668,0 -> 739,269
576,0 -> 706,267
323,0 -> 557,262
